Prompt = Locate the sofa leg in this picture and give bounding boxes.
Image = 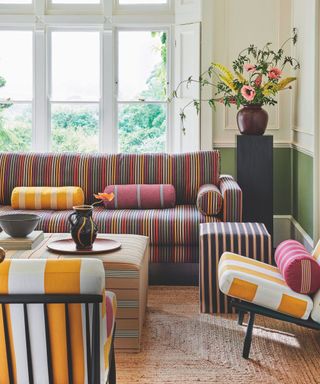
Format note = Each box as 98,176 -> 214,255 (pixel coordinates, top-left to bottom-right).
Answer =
242,311 -> 255,359
238,310 -> 245,326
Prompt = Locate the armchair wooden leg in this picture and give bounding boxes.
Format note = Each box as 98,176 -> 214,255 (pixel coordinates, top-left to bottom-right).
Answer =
108,329 -> 116,384
242,311 -> 255,359
238,310 -> 245,326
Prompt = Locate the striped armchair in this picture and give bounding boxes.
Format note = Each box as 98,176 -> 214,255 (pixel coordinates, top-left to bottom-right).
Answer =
0,151 -> 242,265
0,258 -> 117,384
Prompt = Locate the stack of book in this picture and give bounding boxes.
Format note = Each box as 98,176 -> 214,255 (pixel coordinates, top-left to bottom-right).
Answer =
0,231 -> 45,250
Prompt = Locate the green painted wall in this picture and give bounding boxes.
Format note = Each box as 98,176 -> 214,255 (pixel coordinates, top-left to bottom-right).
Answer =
292,149 -> 313,238
217,147 -> 292,215
217,146 -> 314,238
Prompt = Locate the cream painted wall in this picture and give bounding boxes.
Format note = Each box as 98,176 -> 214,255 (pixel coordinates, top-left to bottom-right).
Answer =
207,0 -> 293,148
292,0 -> 317,156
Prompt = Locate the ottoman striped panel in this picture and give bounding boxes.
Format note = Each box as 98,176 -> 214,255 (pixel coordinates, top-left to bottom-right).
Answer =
200,222 -> 272,314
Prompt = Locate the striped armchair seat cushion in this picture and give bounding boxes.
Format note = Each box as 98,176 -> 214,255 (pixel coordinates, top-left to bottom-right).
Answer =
218,252 -> 313,320
0,258 -> 116,384
0,205 -> 220,246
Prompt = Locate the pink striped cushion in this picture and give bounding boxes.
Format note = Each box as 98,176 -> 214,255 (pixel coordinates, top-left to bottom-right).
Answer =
103,184 -> 176,209
275,240 -> 320,294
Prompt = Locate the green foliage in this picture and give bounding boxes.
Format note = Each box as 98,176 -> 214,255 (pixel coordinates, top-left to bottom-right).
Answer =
119,103 -> 166,153
51,106 -> 99,152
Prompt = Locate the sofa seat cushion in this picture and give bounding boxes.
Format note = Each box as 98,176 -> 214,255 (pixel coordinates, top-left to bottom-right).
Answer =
219,252 -> 313,320
0,205 -> 220,246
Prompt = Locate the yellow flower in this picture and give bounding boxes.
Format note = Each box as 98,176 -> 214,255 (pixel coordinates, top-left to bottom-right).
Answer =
262,82 -> 277,96
219,74 -> 236,92
276,77 -> 297,90
212,63 -> 234,82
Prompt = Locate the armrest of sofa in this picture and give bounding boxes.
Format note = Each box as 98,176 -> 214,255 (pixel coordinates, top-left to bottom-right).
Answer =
219,175 -> 243,222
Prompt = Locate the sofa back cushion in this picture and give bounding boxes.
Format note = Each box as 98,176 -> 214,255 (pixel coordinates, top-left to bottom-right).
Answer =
118,151 -> 220,204
0,151 -> 220,205
0,153 -> 119,205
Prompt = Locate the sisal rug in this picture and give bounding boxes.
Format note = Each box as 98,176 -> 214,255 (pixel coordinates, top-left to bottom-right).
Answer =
116,286 -> 320,384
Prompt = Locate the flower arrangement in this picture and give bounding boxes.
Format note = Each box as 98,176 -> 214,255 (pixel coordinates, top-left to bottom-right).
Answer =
170,29 -> 300,134
93,192 -> 114,205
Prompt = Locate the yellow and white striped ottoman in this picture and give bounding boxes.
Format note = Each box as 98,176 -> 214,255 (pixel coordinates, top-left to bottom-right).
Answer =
218,252 -> 313,320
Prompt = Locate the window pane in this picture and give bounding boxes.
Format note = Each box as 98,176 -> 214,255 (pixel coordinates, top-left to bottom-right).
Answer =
51,31 -> 100,101
118,103 -> 166,153
118,31 -> 167,101
51,104 -> 99,152
51,0 -> 99,3
0,104 -> 32,152
119,0 -> 167,4
0,31 -> 33,100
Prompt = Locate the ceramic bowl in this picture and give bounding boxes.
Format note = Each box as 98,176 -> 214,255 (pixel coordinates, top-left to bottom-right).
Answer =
0,214 -> 40,237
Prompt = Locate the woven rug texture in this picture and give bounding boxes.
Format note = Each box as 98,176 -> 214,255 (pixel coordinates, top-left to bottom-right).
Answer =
116,286 -> 320,384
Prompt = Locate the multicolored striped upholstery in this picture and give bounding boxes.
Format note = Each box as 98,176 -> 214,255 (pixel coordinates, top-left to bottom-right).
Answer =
0,205 -> 220,247
219,175 -> 243,222
0,151 -> 243,264
103,184 -> 176,209
219,252 -> 313,320
200,222 -> 272,313
196,184 -> 223,216
0,151 -> 220,205
0,258 -> 116,384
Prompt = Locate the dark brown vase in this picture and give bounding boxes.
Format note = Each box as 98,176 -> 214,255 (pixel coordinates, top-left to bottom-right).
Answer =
236,104 -> 268,135
68,205 -> 98,250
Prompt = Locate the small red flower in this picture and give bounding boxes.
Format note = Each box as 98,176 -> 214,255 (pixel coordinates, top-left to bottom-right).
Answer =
254,75 -> 262,87
244,63 -> 256,73
268,67 -> 282,79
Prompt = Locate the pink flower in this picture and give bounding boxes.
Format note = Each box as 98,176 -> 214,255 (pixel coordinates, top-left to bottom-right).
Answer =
254,75 -> 262,88
268,67 -> 282,79
241,85 -> 256,102
244,63 -> 256,73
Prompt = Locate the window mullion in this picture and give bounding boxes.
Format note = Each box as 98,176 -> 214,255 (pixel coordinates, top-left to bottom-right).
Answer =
101,28 -> 115,153
34,28 -> 49,152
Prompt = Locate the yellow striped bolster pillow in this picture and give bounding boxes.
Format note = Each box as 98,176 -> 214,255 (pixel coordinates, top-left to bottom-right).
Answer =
11,186 -> 85,210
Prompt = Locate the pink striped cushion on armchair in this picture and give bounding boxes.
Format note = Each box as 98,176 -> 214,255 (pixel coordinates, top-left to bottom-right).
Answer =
275,240 -> 320,294
103,184 -> 176,209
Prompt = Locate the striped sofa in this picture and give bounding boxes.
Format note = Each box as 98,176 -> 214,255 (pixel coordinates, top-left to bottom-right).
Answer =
0,151 -> 242,267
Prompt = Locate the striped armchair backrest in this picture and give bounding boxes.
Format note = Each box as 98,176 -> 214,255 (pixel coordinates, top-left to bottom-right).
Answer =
0,150 -> 220,205
0,258 -> 109,384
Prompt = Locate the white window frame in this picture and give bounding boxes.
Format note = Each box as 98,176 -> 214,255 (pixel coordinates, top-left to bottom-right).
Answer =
0,0 -> 174,153
46,0 -> 103,15
47,26 -> 103,151
114,26 -> 171,153
113,0 -> 172,15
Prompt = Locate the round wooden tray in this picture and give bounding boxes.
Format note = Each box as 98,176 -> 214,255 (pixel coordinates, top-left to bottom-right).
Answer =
47,238 -> 121,255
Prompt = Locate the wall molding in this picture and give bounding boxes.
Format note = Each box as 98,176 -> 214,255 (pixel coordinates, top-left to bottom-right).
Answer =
274,215 -> 314,251
213,141 -> 314,157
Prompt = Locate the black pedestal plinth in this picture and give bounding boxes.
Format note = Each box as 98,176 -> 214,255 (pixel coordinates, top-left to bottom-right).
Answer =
237,135 -> 273,238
